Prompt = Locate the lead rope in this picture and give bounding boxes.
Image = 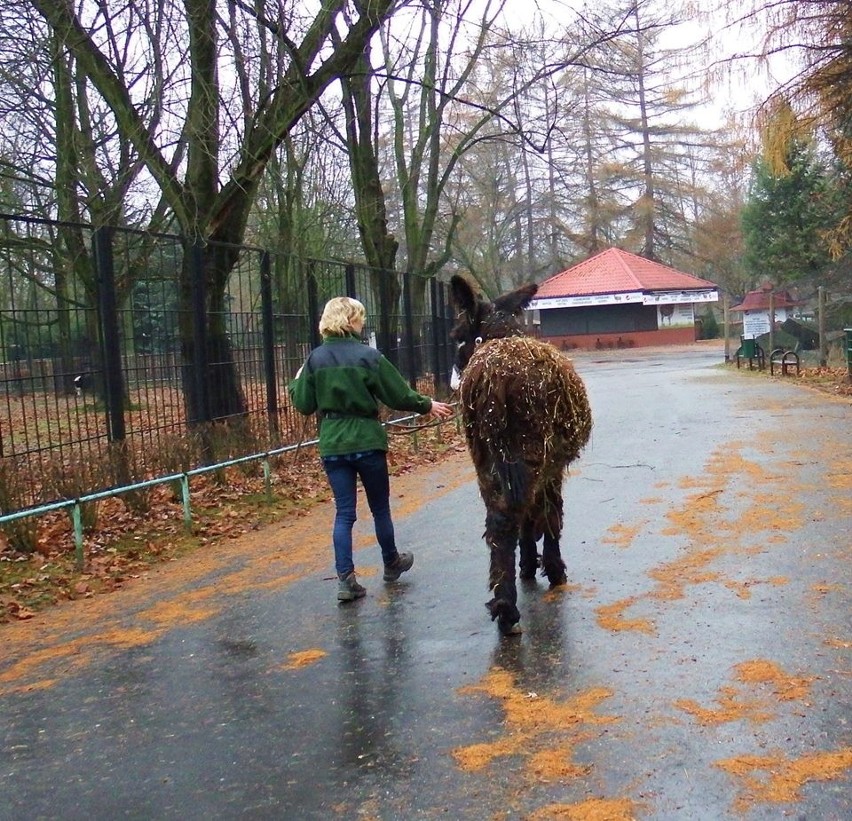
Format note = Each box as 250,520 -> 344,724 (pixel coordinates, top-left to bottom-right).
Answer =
291,405 -> 459,462
386,408 -> 459,436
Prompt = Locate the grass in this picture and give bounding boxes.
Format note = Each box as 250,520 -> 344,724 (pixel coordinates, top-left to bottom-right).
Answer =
728,359 -> 852,398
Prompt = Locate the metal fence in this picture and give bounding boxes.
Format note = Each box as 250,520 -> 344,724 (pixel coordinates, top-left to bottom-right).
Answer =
0,214 -> 455,513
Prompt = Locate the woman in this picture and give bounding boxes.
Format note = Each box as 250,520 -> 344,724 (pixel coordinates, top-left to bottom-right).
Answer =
288,297 -> 454,602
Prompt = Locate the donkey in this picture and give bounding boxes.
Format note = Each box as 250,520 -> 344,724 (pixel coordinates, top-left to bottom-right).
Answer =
449,275 -> 592,636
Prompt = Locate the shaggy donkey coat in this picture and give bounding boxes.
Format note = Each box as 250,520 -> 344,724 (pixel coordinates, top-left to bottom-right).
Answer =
450,275 -> 592,635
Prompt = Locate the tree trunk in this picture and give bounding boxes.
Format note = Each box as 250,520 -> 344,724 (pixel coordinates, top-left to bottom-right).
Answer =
633,4 -> 656,261
178,241 -> 247,426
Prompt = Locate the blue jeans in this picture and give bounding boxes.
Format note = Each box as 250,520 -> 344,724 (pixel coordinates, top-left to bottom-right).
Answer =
322,450 -> 398,578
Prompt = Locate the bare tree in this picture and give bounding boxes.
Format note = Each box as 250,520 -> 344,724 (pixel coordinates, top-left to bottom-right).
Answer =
373,0 -> 622,300
1,6 -> 174,397
591,0 -> 715,263
28,0 -> 402,424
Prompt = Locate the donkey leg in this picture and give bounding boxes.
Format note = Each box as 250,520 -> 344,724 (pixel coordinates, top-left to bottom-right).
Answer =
484,509 -> 522,635
541,531 -> 567,586
519,517 -> 539,580
540,481 -> 567,587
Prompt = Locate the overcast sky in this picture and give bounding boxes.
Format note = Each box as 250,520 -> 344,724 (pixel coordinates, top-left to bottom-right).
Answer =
496,0 -> 798,128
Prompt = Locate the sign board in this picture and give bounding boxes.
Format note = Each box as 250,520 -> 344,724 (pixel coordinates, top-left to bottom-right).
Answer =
643,289 -> 718,305
532,289 -> 719,310
530,292 -> 644,310
657,303 -> 694,328
742,311 -> 770,338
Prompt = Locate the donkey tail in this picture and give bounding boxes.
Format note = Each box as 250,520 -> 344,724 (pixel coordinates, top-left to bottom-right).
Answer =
495,459 -> 530,508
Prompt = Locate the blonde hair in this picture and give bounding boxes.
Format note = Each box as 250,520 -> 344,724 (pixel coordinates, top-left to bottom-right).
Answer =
319,297 -> 366,337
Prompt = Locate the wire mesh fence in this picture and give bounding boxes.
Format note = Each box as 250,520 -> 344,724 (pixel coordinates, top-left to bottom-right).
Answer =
0,214 -> 454,514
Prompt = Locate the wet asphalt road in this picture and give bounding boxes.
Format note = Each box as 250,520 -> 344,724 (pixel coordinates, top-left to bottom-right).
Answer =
1,344 -> 850,820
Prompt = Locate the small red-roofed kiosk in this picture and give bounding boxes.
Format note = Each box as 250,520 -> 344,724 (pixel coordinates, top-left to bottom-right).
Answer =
728,283 -> 799,339
528,248 -> 719,350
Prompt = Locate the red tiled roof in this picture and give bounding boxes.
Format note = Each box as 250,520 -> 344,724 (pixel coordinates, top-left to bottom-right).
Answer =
729,288 -> 798,311
536,247 -> 716,298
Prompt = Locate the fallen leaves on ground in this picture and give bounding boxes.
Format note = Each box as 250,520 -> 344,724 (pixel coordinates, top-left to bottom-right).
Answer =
0,424 -> 464,622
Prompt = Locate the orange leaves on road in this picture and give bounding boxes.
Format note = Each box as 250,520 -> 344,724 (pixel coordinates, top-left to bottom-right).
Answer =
716,748 -> 852,813
280,648 -> 327,670
675,659 -> 815,727
453,667 -> 624,815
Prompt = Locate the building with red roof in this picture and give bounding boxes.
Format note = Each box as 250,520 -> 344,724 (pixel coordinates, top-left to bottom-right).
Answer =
729,284 -> 798,313
728,283 -> 800,339
529,247 -> 719,349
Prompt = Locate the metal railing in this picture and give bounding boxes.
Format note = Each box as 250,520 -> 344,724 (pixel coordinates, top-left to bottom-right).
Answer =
0,214 -> 455,520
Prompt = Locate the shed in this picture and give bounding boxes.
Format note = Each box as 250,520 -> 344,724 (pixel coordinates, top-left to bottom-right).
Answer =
729,284 -> 799,339
529,248 -> 719,350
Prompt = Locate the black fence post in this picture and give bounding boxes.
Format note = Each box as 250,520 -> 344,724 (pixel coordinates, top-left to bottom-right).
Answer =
378,270 -> 395,365
402,272 -> 416,388
345,263 -> 356,299
259,251 -> 279,436
92,226 -> 126,442
189,240 -> 211,425
436,281 -> 450,392
307,263 -> 321,350
429,277 -> 441,390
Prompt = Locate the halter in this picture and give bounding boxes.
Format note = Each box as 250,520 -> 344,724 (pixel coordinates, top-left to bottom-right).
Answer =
475,309 -> 527,345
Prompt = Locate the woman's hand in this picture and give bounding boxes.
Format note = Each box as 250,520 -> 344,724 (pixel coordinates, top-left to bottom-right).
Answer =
427,400 -> 454,420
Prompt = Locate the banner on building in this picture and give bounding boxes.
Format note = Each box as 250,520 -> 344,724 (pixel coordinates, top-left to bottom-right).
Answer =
657,303 -> 695,328
532,288 -> 718,311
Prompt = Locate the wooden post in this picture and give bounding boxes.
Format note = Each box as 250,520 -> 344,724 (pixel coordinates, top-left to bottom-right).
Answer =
818,285 -> 827,367
723,292 -> 730,362
768,289 -> 775,354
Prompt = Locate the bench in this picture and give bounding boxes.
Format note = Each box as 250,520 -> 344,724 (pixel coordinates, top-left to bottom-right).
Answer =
769,348 -> 800,376
736,337 -> 765,370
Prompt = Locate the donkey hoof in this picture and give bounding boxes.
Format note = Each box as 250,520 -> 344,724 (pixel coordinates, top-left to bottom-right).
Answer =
542,564 -> 568,586
498,619 -> 523,637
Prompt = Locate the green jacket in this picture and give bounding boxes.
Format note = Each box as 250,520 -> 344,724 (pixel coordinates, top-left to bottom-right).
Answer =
288,334 -> 432,456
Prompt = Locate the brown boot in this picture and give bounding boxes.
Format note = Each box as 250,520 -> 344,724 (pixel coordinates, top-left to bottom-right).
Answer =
337,572 -> 366,602
383,552 -> 414,582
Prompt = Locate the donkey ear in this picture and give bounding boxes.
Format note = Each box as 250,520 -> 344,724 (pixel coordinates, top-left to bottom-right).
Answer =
494,282 -> 538,314
450,274 -> 479,315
